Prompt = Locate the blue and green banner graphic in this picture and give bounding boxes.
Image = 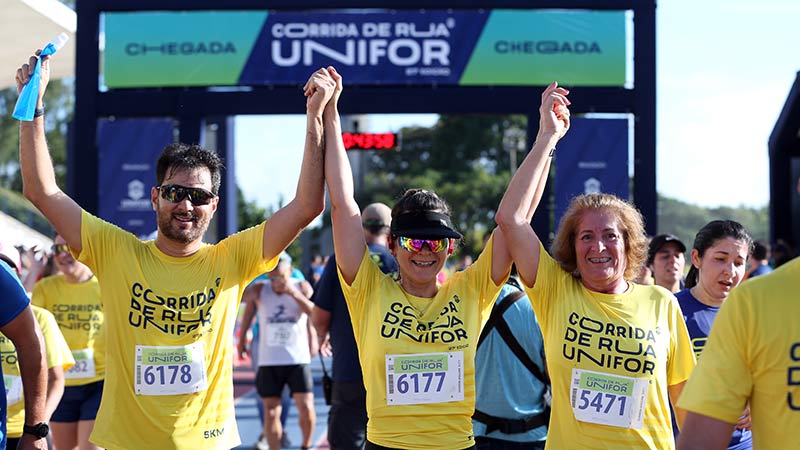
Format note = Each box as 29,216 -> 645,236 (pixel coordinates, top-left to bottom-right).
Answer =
104,10 -> 626,88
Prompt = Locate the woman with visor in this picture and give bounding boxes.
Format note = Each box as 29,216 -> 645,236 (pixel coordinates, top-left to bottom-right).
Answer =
317,66 -> 568,450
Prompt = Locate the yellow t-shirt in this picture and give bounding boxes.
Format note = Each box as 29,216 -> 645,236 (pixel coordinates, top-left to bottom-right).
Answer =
2,305 -> 75,438
527,244 -> 695,449
77,211 -> 274,450
32,273 -> 106,386
339,237 -> 504,450
678,258 -> 800,449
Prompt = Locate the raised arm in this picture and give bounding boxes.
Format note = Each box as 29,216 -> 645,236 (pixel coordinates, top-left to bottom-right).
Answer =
17,51 -> 82,252
489,157 -> 553,285
322,67 -> 367,285
495,82 -> 570,287
260,69 -> 334,261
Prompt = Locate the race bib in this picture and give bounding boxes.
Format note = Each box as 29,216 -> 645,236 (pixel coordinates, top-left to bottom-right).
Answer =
571,368 -> 648,429
135,342 -> 208,396
65,348 -> 96,379
266,323 -> 296,347
4,374 -> 22,406
385,352 -> 464,406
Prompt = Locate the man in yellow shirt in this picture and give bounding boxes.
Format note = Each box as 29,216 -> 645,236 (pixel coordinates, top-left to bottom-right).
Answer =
677,258 -> 800,450
16,50 -> 334,449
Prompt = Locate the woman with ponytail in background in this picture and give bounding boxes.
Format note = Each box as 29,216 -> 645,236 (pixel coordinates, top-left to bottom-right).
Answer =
675,220 -> 753,449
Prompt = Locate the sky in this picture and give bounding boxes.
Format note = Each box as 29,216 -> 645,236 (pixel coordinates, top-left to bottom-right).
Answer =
235,0 -> 800,212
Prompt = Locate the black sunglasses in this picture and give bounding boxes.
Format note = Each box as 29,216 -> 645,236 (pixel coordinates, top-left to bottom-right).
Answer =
156,184 -> 216,206
363,219 -> 388,234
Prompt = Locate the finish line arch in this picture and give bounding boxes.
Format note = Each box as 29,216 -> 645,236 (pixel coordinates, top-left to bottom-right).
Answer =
72,0 -> 656,241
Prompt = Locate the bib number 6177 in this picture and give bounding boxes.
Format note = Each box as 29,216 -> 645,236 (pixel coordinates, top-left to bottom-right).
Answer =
395,371 -> 446,394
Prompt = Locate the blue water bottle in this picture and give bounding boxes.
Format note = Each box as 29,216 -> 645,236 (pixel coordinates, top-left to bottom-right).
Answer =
13,33 -> 69,121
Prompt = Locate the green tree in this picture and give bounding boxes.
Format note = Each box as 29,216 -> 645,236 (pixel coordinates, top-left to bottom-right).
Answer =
657,195 -> 769,247
236,187 -> 304,264
236,186 -> 269,231
0,80 -> 74,191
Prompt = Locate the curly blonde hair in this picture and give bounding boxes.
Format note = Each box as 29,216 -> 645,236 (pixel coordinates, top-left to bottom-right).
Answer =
550,193 -> 648,280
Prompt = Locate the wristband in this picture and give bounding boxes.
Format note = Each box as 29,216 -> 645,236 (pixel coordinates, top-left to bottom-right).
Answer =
33,107 -> 44,118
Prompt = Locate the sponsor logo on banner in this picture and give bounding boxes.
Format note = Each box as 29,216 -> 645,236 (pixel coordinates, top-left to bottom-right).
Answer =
120,179 -> 151,211
104,10 -> 627,88
268,18 -> 456,77
584,177 -> 602,194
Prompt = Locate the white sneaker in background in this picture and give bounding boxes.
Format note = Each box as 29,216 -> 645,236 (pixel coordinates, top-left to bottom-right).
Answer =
254,434 -> 269,450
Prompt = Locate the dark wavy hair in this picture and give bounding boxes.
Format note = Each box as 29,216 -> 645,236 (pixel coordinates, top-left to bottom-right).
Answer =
685,220 -> 753,289
391,188 -> 452,218
156,143 -> 224,194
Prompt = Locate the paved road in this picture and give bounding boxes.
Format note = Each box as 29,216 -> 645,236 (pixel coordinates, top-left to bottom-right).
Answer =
233,356 -> 332,450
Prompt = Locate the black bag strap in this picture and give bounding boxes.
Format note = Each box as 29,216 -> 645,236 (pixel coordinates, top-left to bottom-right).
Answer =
473,285 -> 551,434
478,287 -> 549,384
318,353 -> 330,378
494,313 -> 548,384
472,409 -> 548,435
477,289 -> 526,347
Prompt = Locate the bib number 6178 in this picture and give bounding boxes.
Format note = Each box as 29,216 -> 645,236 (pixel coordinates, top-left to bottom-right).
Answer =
143,364 -> 193,386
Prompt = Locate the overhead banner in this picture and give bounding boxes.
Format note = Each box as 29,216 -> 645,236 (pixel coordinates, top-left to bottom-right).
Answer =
554,117 -> 629,227
104,10 -> 627,88
97,118 -> 174,238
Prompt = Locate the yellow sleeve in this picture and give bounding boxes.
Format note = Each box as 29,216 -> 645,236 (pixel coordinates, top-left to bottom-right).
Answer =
667,294 -> 696,385
526,242 -> 564,336
30,280 -> 46,308
677,289 -> 752,423
219,221 -> 275,283
77,209 -> 136,276
459,234 -> 506,315
34,307 -> 75,371
338,248 -> 381,326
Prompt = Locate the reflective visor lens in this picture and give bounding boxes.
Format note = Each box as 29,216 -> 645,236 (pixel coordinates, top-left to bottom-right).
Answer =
397,236 -> 449,253
51,244 -> 70,254
158,184 -> 215,206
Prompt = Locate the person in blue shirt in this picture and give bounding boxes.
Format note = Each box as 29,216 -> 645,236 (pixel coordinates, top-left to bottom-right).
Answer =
0,244 -> 50,450
311,203 -> 398,450
473,274 -> 548,450
675,220 -> 753,450
743,240 -> 772,281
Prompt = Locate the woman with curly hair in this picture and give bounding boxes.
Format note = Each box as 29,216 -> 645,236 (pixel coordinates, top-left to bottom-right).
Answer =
495,83 -> 695,449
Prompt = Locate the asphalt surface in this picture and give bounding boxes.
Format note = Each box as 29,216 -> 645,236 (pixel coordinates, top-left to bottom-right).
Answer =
232,355 -> 332,450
